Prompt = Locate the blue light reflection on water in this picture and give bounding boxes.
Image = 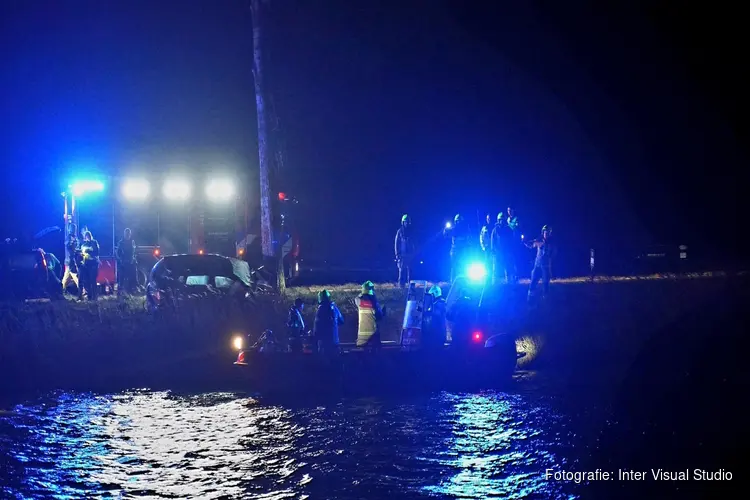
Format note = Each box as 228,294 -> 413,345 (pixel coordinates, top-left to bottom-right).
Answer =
1,390 -> 581,499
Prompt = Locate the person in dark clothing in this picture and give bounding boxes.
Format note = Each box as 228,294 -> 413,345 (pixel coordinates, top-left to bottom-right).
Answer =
506,206 -> 522,283
394,214 -> 416,288
286,297 -> 306,353
479,213 -> 492,267
116,228 -> 137,295
443,214 -> 472,283
313,290 -> 344,354
490,212 -> 513,285
62,224 -> 80,294
424,285 -> 447,349
79,230 -> 100,301
526,225 -> 555,299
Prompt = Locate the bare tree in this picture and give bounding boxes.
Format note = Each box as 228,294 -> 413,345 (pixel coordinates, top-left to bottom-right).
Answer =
251,0 -> 285,292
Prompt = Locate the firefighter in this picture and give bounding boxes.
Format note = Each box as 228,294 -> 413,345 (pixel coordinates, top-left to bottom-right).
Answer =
506,206 -> 522,283
116,228 -> 137,295
355,281 -> 386,350
394,214 -> 415,288
286,297 -> 306,353
79,230 -> 100,301
443,214 -> 472,283
313,290 -> 344,354
490,212 -> 512,285
526,225 -> 555,300
479,213 -> 493,267
424,285 -> 447,349
61,224 -> 80,295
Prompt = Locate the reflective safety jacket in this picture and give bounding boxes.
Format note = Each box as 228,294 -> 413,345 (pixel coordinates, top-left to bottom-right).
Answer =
355,293 -> 384,346
533,237 -> 555,267
506,215 -> 521,239
80,239 -> 100,265
286,306 -> 305,337
394,225 -> 415,259
314,301 -> 344,346
480,224 -> 492,252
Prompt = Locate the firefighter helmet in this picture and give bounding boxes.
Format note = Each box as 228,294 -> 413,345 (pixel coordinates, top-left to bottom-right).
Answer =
318,289 -> 331,304
361,280 -> 375,295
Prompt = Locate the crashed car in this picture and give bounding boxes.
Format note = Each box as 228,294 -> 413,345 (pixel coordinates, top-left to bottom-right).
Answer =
145,253 -> 268,312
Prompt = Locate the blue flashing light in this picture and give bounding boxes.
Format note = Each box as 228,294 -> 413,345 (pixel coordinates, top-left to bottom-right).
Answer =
467,262 -> 487,283
69,180 -> 104,197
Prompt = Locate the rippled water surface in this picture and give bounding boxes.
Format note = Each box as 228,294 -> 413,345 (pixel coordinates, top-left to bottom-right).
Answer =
1,390 -> 583,499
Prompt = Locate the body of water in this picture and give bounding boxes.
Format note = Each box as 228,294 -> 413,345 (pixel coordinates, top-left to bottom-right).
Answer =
0,388 -> 586,499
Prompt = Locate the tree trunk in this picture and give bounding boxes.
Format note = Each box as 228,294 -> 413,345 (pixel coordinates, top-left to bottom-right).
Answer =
251,0 -> 285,293
252,0 -> 273,261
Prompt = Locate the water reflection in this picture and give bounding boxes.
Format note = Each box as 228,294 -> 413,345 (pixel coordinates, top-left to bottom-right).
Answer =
1,390 -> 579,499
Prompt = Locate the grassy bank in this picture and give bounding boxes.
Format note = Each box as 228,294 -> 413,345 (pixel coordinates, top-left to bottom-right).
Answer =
0,272 -> 744,397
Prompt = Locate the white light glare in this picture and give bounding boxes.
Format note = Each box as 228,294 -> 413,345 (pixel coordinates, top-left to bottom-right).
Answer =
445,222 -> 452,229
70,180 -> 104,197
205,179 -> 235,202
122,179 -> 150,200
163,179 -> 191,200
467,262 -> 487,282
233,336 -> 244,350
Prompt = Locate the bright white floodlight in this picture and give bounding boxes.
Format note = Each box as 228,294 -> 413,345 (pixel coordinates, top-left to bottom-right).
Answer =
163,179 -> 191,201
205,179 -> 236,202
122,178 -> 150,200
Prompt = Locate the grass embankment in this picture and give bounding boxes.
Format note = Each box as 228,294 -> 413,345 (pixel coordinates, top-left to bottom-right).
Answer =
0,272 -> 744,397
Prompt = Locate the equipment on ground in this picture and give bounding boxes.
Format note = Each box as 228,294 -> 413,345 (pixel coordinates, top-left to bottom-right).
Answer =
399,280 -> 429,349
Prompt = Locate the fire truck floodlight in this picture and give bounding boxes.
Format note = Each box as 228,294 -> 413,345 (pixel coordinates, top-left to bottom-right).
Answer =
205,179 -> 235,202
69,180 -> 104,197
122,178 -> 150,200
163,179 -> 191,201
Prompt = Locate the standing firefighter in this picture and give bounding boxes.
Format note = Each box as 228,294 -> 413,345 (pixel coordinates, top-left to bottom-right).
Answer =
394,214 -> 415,288
526,225 -> 555,300
61,223 -> 80,295
79,230 -> 100,301
355,281 -> 386,350
313,290 -> 344,354
424,285 -> 447,349
443,214 -> 472,283
286,297 -> 306,353
506,206 -> 522,283
116,228 -> 137,295
479,213 -> 493,267
490,212 -> 512,284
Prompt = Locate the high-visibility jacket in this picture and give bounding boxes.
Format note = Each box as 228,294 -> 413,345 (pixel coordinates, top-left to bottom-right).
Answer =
355,293 -> 383,346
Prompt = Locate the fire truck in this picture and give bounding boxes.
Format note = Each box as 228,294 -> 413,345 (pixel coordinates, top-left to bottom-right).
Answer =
61,176 -> 301,293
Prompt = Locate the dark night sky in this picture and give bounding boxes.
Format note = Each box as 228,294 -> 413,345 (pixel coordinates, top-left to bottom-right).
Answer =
1,1 -> 746,265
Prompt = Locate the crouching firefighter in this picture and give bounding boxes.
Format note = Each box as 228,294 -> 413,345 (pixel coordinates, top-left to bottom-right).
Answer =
423,285 -> 447,350
526,225 -> 555,301
286,297 -> 306,353
314,290 -> 344,354
355,281 -> 386,350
